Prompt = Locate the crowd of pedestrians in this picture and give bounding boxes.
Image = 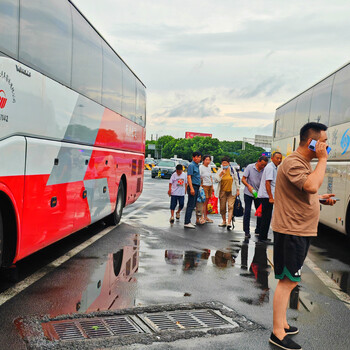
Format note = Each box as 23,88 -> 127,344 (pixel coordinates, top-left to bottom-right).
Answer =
164,122 -> 337,350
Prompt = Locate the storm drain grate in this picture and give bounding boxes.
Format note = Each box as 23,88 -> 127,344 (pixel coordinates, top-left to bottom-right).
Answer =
104,316 -> 143,336
79,319 -> 112,338
46,316 -> 145,341
52,322 -> 85,341
141,309 -> 236,332
41,306 -> 244,343
192,310 -> 229,327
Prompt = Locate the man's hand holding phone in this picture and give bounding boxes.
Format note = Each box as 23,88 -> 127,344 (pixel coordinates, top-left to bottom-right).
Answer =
319,193 -> 337,206
309,139 -> 331,159
315,140 -> 328,160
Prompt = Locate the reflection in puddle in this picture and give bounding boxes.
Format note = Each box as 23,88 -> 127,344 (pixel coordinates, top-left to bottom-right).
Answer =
327,270 -> 350,294
164,249 -> 211,271
212,240 -> 243,268
239,242 -> 270,305
51,234 -> 140,317
183,250 -> 211,271
290,286 -> 315,312
165,250 -> 183,265
77,236 -> 139,313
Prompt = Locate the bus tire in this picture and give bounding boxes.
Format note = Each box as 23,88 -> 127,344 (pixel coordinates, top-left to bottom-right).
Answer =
106,181 -> 125,226
0,209 -> 3,267
346,204 -> 350,236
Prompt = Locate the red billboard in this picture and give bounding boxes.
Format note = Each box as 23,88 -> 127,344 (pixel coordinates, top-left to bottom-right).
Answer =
185,132 -> 212,139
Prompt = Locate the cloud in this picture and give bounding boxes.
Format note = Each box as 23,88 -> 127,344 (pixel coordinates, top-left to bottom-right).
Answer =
237,76 -> 286,99
155,96 -> 221,119
224,111 -> 274,121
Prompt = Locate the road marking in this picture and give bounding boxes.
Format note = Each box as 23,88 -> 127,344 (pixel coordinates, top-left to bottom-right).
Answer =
304,256 -> 350,310
0,200 -> 156,307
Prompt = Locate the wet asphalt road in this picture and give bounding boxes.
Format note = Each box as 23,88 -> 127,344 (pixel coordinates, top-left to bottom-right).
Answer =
0,172 -> 349,349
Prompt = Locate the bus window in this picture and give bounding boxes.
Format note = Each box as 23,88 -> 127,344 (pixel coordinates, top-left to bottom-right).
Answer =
136,80 -> 146,127
309,75 -> 334,126
71,5 -> 103,103
102,42 -> 123,114
274,108 -> 284,139
329,64 -> 350,127
0,0 -> 19,58
273,119 -> 279,139
281,99 -> 296,138
19,0 -> 72,86
294,89 -> 312,135
122,65 -> 136,122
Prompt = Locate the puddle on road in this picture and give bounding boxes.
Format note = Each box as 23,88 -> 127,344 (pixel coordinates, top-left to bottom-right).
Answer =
46,234 -> 140,318
326,270 -> 350,295
309,226 -> 350,295
38,233 -> 319,320
129,207 -> 174,228
307,251 -> 350,295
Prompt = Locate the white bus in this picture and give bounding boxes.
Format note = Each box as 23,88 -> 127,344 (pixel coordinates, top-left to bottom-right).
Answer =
272,61 -> 350,236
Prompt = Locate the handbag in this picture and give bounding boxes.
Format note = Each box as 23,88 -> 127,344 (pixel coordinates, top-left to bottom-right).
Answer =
233,195 -> 244,217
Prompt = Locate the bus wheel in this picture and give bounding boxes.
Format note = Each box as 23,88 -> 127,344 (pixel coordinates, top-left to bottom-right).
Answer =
106,181 -> 125,226
0,209 -> 3,268
346,205 -> 350,236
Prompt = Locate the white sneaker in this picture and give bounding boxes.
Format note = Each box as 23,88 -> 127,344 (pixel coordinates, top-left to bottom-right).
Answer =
184,223 -> 196,229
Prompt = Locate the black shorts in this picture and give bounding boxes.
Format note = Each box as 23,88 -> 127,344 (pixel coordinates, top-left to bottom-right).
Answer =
273,231 -> 311,282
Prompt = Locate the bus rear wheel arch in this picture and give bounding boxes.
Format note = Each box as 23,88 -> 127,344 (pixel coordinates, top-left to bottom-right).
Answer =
105,176 -> 126,226
346,202 -> 350,237
0,192 -> 17,268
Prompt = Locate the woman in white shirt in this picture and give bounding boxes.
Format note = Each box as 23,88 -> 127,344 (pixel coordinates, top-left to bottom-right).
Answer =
199,155 -> 214,223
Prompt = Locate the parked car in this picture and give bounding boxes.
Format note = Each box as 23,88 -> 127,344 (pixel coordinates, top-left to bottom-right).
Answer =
230,162 -> 240,171
178,159 -> 190,171
145,158 -> 156,167
151,159 -> 177,179
209,161 -> 218,172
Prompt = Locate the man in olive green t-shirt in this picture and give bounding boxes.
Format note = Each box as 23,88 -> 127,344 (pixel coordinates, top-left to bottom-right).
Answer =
269,122 -> 336,350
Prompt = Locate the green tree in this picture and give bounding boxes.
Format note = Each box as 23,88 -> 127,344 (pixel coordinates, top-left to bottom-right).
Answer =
144,136 -> 266,166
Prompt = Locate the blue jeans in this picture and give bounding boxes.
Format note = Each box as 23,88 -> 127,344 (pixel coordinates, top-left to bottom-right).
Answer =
184,185 -> 199,224
243,194 -> 261,235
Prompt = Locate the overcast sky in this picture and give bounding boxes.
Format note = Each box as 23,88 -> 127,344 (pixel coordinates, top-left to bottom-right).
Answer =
74,0 -> 350,141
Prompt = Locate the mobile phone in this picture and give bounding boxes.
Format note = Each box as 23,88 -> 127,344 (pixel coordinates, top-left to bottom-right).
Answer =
308,139 -> 331,155
319,197 -> 340,202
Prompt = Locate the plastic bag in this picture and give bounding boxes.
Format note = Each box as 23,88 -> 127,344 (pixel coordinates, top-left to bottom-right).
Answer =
255,204 -> 262,217
207,192 -> 218,214
197,187 -> 206,203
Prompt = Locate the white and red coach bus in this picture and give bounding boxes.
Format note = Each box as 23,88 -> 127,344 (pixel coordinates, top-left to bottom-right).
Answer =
0,0 -> 146,268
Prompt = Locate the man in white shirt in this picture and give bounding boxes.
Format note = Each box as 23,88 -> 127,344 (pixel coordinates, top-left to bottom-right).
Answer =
257,152 -> 282,242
